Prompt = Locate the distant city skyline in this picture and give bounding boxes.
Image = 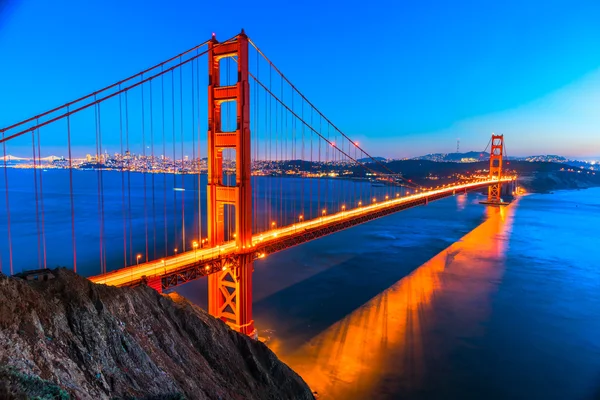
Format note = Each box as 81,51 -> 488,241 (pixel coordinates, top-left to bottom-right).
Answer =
2,148 -> 598,164
1,1 -> 599,158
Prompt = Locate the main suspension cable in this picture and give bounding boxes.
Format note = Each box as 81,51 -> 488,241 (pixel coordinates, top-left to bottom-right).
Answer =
248,38 -> 417,186
249,73 -> 418,186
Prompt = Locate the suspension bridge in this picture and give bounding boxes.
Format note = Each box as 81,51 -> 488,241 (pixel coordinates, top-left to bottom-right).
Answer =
0,31 -> 516,337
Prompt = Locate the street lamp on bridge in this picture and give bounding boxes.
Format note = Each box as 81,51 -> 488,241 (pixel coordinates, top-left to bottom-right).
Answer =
296,215 -> 304,232
136,254 -> 142,266
193,241 -> 198,260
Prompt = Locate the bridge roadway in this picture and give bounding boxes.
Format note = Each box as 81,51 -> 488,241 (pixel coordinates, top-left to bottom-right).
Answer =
90,177 -> 514,290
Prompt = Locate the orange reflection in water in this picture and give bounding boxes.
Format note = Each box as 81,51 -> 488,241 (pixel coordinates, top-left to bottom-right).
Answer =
456,192 -> 467,211
276,200 -> 519,399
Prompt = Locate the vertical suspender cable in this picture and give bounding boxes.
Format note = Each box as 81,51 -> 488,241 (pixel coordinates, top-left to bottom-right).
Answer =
36,129 -> 47,269
2,132 -> 13,274
126,91 -> 133,265
118,90 -> 127,268
66,108 -> 77,272
274,73 -> 278,227
32,131 -> 41,269
269,66 -> 272,230
150,78 -> 157,260
98,101 -> 106,274
195,53 -> 202,245
94,97 -> 103,274
191,57 -> 197,243
161,69 -> 168,257
253,50 -> 258,234
142,75 -> 149,263
310,107 -> 313,220
264,66 -> 268,232
291,90 -> 295,226
171,70 -> 178,253
179,58 -> 186,251
94,97 -> 101,273
317,113 -> 321,217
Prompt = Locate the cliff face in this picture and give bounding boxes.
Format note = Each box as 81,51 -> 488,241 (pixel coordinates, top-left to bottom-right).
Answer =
0,269 -> 314,400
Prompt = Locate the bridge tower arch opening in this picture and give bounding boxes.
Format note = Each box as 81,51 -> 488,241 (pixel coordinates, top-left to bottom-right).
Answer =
207,31 -> 255,337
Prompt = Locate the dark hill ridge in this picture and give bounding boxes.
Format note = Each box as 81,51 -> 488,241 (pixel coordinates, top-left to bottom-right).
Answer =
0,269 -> 314,400
356,160 -> 600,192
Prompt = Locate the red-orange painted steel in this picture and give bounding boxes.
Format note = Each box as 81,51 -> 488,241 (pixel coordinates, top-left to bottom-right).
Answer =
488,134 -> 504,202
207,31 -> 255,337
146,276 -> 163,293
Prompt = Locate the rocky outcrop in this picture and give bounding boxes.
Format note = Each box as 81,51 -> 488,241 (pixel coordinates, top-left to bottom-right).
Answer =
0,269 -> 314,400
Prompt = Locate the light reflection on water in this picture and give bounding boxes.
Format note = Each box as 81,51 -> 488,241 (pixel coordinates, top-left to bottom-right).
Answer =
169,188 -> 600,399
272,202 -> 517,399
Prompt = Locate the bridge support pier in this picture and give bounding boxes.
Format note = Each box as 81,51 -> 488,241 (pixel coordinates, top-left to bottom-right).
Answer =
208,255 -> 255,337
206,31 -> 255,337
146,276 -> 163,293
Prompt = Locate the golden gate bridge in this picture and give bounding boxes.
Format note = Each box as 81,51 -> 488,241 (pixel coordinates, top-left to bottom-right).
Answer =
0,31 -> 515,337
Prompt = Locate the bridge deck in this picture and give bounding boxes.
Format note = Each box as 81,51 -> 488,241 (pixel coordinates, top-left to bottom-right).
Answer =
90,178 -> 514,289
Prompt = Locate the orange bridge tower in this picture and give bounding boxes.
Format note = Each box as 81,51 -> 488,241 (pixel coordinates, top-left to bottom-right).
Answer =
207,31 -> 255,337
488,133 -> 504,204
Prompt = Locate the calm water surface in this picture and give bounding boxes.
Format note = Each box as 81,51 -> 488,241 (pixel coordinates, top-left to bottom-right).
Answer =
180,187 -> 600,399
2,169 -> 599,399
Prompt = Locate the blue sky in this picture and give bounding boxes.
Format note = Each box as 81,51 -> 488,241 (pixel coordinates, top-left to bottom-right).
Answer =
1,0 -> 599,158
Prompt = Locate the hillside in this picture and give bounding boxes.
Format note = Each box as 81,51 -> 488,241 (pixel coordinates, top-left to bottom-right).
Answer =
358,160 -> 600,192
0,269 -> 314,400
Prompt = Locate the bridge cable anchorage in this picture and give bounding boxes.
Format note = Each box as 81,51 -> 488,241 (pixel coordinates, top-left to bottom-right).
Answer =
247,39 -> 419,189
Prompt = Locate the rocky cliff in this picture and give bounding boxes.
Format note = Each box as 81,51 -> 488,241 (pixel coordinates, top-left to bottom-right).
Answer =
0,269 -> 314,400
